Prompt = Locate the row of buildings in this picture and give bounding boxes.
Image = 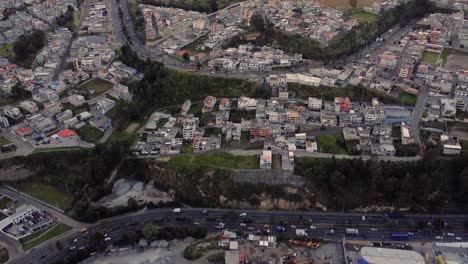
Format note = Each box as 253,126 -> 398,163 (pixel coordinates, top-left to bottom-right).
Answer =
208,44 -> 303,71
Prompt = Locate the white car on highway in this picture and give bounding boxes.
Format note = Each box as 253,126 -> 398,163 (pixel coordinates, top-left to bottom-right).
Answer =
456,237 -> 462,241
309,226 -> 316,230
446,233 -> 454,237
240,223 -> 247,227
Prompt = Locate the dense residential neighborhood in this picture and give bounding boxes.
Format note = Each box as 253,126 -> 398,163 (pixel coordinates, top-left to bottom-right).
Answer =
0,0 -> 467,264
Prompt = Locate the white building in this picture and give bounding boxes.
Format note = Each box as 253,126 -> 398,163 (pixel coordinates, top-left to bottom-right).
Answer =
260,150 -> 272,169
441,135 -> 462,155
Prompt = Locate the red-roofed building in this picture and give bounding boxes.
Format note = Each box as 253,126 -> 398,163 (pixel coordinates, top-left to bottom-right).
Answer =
57,129 -> 78,138
334,97 -> 350,112
17,127 -> 33,137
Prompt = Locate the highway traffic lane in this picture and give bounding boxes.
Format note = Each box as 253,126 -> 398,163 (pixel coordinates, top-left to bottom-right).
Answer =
12,213 -> 467,264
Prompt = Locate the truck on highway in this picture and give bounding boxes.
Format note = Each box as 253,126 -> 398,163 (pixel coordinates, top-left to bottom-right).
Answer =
296,229 -> 307,237
172,208 -> 181,213
391,233 -> 409,240
346,228 -> 359,235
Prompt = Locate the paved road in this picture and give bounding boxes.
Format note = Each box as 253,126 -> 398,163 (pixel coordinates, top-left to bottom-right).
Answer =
9,208 -> 468,264
411,85 -> 429,147
228,149 -> 422,162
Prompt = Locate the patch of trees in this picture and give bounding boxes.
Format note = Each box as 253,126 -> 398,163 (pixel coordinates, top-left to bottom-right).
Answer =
55,5 -> 76,30
139,0 -> 219,13
294,153 -> 468,213
128,1 -> 146,42
12,30 -> 45,66
118,45 -> 269,118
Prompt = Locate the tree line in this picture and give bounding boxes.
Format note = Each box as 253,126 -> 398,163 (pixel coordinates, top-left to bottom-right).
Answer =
12,30 -> 46,67
294,153 -> 468,213
139,0 -> 219,13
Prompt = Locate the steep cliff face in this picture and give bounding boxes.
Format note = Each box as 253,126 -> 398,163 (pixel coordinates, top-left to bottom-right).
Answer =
0,165 -> 34,182
150,162 -> 321,211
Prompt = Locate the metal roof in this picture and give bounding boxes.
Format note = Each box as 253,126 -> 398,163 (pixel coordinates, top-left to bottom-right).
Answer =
360,247 -> 425,264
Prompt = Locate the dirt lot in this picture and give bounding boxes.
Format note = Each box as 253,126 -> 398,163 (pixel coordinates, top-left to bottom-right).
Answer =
444,52 -> 468,72
238,240 -> 344,264
316,0 -> 379,11
449,127 -> 468,140
85,241 -> 191,264
124,122 -> 140,134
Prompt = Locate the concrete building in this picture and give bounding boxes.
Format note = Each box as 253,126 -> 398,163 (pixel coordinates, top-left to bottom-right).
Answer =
95,98 -> 116,114
308,97 -> 322,110
19,100 -> 39,113
441,135 -> 462,155
260,150 -> 272,169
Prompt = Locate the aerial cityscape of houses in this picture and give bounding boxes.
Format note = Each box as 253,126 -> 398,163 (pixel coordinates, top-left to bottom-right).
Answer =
0,0 -> 466,163
0,0 -> 141,155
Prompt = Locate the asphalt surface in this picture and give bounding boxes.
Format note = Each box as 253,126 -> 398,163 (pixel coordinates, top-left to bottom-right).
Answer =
9,208 -> 468,264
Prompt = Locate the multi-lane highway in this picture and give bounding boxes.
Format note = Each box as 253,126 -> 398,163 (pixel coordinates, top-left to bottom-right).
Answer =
10,208 -> 468,264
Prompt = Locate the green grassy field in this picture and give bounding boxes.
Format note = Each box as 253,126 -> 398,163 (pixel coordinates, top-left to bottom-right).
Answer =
20,223 -> 72,251
78,78 -> 114,99
16,182 -> 72,209
0,137 -> 11,146
0,44 -> 14,62
351,11 -> 380,22
78,125 -> 103,143
398,91 -> 417,106
421,51 -> 439,65
316,0 -> 378,11
168,152 -> 259,169
316,134 -> 348,154
0,197 -> 12,210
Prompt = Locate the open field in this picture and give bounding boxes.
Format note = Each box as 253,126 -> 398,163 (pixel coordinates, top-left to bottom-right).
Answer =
421,51 -> 439,65
20,223 -> 72,251
351,10 -> 380,22
168,152 -> 259,169
78,78 -> 114,99
316,0 -> 378,11
124,122 -> 140,133
316,133 -> 347,154
398,91 -> 417,106
0,137 -> 12,146
444,50 -> 468,72
78,125 -> 103,143
16,181 -> 72,209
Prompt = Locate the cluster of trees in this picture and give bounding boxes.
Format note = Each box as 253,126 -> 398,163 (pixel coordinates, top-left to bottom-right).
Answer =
55,5 -> 76,30
140,0 -> 219,13
294,153 -> 468,213
12,30 -> 45,66
128,1 -> 146,42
